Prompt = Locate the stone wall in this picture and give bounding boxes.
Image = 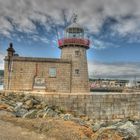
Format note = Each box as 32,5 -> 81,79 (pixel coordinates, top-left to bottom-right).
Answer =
2,91 -> 140,120
61,46 -> 89,92
4,57 -> 71,93
33,92 -> 140,120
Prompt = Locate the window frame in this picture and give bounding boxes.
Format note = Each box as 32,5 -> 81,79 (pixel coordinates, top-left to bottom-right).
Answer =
49,67 -> 57,78
75,69 -> 80,76
75,50 -> 80,57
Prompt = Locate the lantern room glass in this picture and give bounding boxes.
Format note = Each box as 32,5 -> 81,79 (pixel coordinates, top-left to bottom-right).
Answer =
65,28 -> 84,38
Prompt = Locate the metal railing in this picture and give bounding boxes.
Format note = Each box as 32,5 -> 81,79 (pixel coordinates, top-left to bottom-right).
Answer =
58,38 -> 90,47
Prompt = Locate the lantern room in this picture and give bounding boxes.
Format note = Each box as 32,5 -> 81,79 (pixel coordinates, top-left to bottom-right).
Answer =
58,15 -> 90,49
65,22 -> 84,38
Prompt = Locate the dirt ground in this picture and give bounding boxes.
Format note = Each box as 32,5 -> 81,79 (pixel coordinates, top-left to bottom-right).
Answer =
0,116 -> 124,140
0,112 -> 94,140
0,120 -> 47,140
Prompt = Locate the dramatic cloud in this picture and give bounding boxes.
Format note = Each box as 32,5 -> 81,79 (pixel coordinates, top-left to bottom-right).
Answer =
0,53 -> 5,69
0,0 -> 140,74
88,61 -> 140,79
0,0 -> 140,45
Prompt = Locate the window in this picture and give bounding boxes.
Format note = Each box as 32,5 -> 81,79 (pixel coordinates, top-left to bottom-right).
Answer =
49,68 -> 56,77
75,69 -> 80,75
75,50 -> 80,56
73,34 -> 76,37
20,68 -> 23,73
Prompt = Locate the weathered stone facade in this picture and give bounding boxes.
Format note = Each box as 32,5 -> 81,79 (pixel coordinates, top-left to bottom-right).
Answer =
4,57 -> 71,92
61,46 -> 89,92
4,20 -> 90,93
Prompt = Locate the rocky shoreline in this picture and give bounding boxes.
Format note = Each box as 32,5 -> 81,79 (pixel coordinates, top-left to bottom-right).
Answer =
0,92 -> 140,140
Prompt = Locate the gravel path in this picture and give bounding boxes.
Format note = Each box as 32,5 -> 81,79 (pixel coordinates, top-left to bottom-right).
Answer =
0,120 -> 48,140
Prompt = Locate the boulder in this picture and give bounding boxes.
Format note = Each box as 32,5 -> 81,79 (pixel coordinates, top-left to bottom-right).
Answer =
63,113 -> 73,121
15,102 -> 23,109
25,99 -> 33,108
15,108 -> 28,117
92,122 -> 102,132
6,106 -> 14,112
43,108 -> 58,118
22,104 -> 30,110
36,110 -> 44,118
0,104 -> 9,110
35,104 -> 42,109
92,121 -> 107,132
23,95 -> 34,102
117,121 -> 138,139
23,110 -> 38,119
41,102 -> 48,108
32,99 -> 40,105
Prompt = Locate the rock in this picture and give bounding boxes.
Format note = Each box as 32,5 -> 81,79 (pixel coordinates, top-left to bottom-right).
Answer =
62,113 -> 73,121
6,106 -> 14,112
82,116 -> 90,121
23,95 -> 30,101
95,120 -> 139,140
71,117 -> 87,126
25,99 -> 33,108
23,110 -> 38,119
117,121 -> 138,139
0,104 -> 9,110
17,94 -> 25,101
44,106 -> 49,111
5,99 -> 16,105
35,104 -> 42,109
54,108 -> 62,114
41,102 -> 48,108
32,99 -> 40,105
14,101 -> 27,117
92,123 -> 102,132
92,121 -> 107,132
22,104 -> 30,110
43,108 -> 58,118
15,108 -> 28,117
36,110 -> 44,118
15,102 -> 23,109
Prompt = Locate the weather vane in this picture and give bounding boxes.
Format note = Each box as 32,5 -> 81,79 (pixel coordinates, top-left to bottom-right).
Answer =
73,13 -> 78,23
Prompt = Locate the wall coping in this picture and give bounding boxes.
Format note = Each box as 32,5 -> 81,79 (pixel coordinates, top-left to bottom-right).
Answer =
1,90 -> 140,96
4,56 -> 71,63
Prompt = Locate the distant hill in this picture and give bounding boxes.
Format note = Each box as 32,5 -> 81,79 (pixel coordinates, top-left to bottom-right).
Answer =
0,70 -> 4,76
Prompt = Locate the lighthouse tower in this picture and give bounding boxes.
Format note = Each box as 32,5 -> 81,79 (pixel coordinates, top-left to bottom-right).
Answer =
58,16 -> 90,92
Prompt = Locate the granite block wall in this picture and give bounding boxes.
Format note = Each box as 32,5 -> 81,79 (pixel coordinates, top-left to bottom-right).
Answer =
35,93 -> 140,120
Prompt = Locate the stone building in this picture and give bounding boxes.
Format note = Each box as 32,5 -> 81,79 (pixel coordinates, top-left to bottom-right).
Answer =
4,19 -> 90,93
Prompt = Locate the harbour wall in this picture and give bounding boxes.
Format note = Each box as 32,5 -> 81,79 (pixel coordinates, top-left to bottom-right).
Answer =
2,91 -> 140,120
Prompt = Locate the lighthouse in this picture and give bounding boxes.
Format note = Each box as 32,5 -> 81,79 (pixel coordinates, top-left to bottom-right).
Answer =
4,15 -> 90,93
58,16 -> 90,92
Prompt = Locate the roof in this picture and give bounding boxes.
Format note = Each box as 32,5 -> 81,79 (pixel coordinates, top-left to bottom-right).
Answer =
67,22 -> 83,29
5,56 -> 71,63
66,22 -> 84,33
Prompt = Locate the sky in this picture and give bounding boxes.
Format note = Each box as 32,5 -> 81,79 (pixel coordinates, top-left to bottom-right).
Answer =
0,0 -> 140,80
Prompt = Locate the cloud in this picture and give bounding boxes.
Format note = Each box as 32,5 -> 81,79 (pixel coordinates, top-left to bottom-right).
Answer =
0,17 -> 13,38
88,61 -> 140,79
0,52 -> 5,70
90,38 -> 119,49
0,0 -> 140,42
